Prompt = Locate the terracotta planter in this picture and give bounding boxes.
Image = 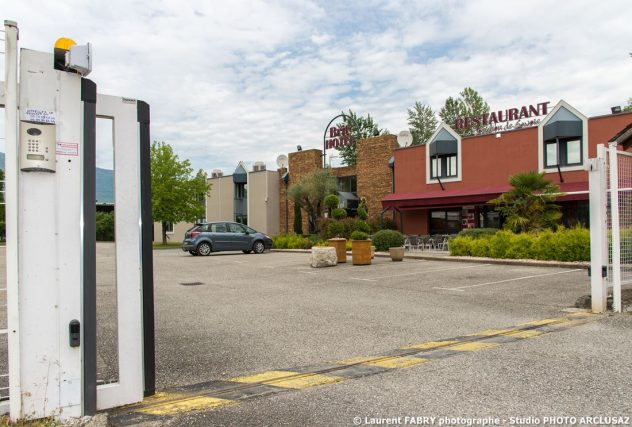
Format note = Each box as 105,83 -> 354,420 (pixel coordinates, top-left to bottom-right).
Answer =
327,238 -> 347,263
389,246 -> 405,262
352,240 -> 372,265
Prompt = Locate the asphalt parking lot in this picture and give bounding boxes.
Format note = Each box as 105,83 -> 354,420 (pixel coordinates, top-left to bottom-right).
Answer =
2,245 -> 631,425
92,244 -> 632,426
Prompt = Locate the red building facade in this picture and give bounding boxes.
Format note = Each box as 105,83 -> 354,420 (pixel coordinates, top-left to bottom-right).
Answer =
383,100 -> 632,235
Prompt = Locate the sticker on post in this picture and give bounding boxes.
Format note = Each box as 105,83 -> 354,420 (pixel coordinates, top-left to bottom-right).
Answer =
56,142 -> 79,156
25,109 -> 56,124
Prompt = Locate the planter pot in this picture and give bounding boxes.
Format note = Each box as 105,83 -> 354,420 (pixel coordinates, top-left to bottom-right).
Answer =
389,246 -> 405,262
327,238 -> 347,263
352,240 -> 372,265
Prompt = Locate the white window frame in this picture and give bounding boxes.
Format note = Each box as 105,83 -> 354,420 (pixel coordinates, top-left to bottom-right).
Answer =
425,124 -> 463,184
538,100 -> 588,173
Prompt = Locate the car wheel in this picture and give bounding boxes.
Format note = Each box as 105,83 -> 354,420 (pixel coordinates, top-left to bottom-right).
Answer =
253,240 -> 265,254
242,250 -> 252,254
197,242 -> 212,256
189,251 -> 198,256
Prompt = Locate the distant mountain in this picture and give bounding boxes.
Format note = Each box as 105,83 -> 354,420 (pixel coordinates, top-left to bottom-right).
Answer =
0,152 -> 115,204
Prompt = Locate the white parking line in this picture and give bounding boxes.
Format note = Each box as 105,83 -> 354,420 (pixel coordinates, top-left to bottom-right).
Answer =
433,269 -> 584,292
350,263 -> 492,282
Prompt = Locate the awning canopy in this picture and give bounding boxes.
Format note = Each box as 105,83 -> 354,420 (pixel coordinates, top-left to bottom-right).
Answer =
338,191 -> 358,201
381,182 -> 588,210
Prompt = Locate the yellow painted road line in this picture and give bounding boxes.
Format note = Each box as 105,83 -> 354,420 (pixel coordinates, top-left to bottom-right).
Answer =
363,357 -> 429,369
449,342 -> 499,352
468,329 -> 516,336
137,395 -> 234,416
402,340 -> 459,350
230,370 -> 344,389
505,330 -> 544,339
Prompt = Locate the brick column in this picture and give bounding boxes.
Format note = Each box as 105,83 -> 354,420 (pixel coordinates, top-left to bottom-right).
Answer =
356,134 -> 398,224
286,149 -> 322,234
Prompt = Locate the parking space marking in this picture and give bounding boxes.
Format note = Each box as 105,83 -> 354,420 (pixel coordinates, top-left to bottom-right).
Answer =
350,263 -> 492,282
434,269 -> 584,291
109,312 -> 598,425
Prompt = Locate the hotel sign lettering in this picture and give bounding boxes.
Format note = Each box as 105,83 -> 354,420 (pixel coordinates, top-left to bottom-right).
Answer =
325,125 -> 354,149
454,101 -> 551,134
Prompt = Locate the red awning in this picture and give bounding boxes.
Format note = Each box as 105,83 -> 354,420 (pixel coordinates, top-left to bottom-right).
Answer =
382,182 -> 588,210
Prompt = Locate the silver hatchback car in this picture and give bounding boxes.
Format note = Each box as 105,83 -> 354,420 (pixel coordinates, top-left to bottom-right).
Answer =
182,221 -> 273,256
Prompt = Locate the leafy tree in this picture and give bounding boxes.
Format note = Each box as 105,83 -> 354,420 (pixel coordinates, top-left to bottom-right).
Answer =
439,87 -> 490,136
623,98 -> 632,113
288,169 -> 337,232
335,110 -> 388,166
407,101 -> 438,145
490,171 -> 562,233
151,141 -> 210,244
95,211 -> 114,241
293,203 -> 303,235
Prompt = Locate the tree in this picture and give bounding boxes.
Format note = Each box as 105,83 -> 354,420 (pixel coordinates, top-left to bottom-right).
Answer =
490,171 -> 562,233
288,169 -> 337,233
407,101 -> 438,145
335,110 -> 388,166
151,141 -> 210,244
623,98 -> 632,113
439,87 -> 490,136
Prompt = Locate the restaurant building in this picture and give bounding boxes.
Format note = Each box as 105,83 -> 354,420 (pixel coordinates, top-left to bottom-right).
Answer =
382,100 -> 632,235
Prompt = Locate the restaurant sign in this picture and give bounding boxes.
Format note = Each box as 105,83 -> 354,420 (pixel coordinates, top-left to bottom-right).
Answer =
454,101 -> 550,135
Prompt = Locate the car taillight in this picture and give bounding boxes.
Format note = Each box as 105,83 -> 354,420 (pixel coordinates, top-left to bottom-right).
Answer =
191,231 -> 200,238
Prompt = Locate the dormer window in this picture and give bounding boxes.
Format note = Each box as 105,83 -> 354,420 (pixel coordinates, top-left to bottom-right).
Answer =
426,125 -> 462,184
538,101 -> 587,173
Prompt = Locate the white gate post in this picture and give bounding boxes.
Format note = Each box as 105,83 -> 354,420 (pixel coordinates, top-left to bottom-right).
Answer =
589,144 -> 608,313
3,20 -> 22,418
608,142 -> 622,313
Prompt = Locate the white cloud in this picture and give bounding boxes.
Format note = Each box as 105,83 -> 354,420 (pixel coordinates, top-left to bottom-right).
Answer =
2,0 -> 632,174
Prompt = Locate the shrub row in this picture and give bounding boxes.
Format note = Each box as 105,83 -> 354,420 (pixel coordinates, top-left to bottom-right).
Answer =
272,234 -> 325,249
449,228 -> 589,262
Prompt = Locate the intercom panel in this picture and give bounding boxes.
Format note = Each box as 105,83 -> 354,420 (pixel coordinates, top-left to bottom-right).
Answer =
20,121 -> 56,172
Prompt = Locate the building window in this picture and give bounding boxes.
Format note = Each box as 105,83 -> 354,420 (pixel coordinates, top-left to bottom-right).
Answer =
429,209 -> 462,235
337,176 -> 357,193
430,154 -> 457,179
426,126 -> 461,184
544,138 -> 582,168
235,183 -> 247,199
540,103 -> 586,171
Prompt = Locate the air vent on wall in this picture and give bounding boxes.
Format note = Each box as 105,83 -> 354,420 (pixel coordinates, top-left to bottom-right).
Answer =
253,161 -> 266,172
211,169 -> 223,178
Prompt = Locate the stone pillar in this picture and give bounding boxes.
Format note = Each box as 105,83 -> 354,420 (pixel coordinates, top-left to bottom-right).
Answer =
286,149 -> 322,234
356,134 -> 398,224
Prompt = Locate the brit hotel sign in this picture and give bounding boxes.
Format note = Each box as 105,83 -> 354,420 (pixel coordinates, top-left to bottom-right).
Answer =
454,101 -> 551,135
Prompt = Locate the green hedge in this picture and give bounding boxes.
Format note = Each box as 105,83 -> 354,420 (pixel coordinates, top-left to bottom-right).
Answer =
457,228 -> 499,239
372,229 -> 405,251
272,234 -> 325,249
449,228 -> 589,262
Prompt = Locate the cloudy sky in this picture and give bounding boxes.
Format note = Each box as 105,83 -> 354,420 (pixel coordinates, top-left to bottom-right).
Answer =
2,0 -> 632,172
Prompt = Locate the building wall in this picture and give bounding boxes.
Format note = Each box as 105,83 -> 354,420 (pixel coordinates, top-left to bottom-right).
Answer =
207,175 -> 234,222
357,134 -> 398,223
247,169 -> 280,235
153,221 -> 194,243
393,112 -> 632,196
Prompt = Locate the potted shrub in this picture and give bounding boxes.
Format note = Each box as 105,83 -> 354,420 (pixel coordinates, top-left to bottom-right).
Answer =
327,237 -> 347,263
351,230 -> 371,265
372,229 -> 405,262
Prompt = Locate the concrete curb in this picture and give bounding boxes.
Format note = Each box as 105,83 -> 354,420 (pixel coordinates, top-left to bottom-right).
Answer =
270,249 -> 589,269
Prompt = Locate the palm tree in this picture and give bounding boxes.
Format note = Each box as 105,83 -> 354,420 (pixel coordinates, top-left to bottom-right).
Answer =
490,172 -> 562,233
